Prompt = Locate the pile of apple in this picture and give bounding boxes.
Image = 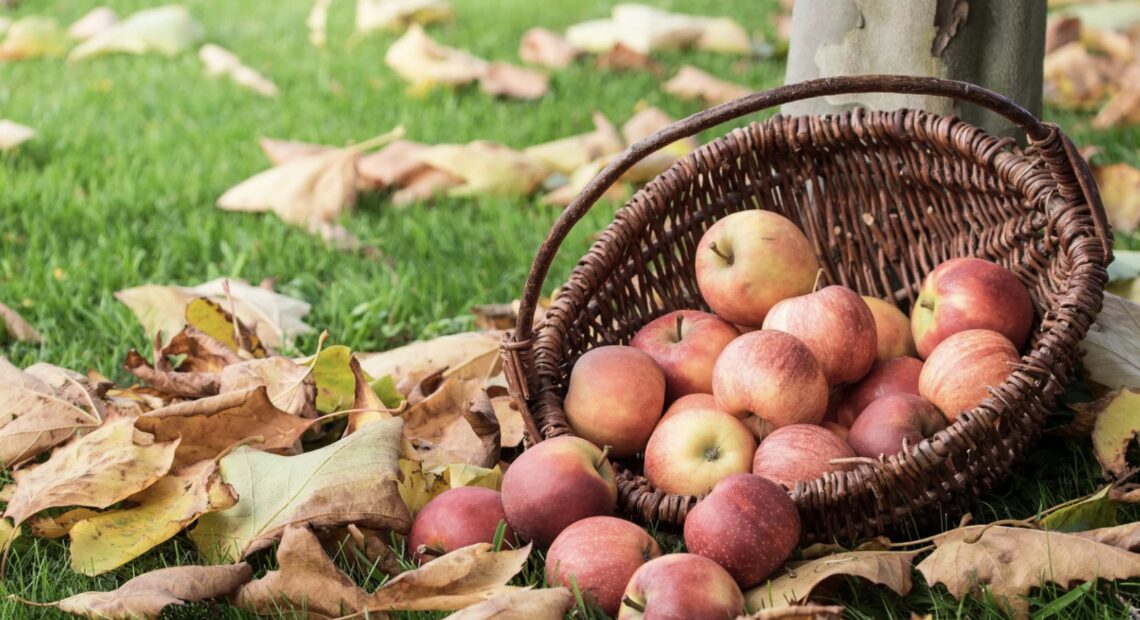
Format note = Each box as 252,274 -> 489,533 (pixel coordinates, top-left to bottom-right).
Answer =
405,210 -> 1036,618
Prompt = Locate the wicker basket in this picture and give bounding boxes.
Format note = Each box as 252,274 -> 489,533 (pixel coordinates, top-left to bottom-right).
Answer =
501,75 -> 1112,544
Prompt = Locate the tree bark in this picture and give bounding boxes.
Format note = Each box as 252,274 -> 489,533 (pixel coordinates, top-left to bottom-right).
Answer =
783,0 -> 1046,140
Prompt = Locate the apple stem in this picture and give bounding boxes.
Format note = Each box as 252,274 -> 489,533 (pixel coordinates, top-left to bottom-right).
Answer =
596,445 -> 611,469
675,314 -> 684,342
920,299 -> 934,310
707,242 -> 733,266
622,595 -> 646,613
417,544 -> 447,558
812,268 -> 824,293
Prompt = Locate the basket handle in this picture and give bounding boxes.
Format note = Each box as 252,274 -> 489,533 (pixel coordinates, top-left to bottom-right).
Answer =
513,74 -> 1112,344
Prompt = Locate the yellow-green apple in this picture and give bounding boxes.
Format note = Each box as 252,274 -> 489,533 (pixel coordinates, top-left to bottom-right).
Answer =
661,392 -> 722,420
617,553 -> 745,620
919,329 -> 1019,422
644,408 -> 756,496
762,286 -> 877,386
911,257 -> 1034,359
712,330 -> 828,427
501,436 -> 617,547
752,424 -> 855,489
683,474 -> 801,588
408,487 -> 513,564
694,210 -> 819,328
631,310 -> 739,402
846,394 -> 947,458
863,296 -> 917,360
564,345 -> 665,458
834,356 -> 924,427
545,516 -> 662,615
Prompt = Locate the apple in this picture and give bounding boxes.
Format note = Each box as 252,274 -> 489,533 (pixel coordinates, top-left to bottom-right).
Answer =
834,356 -> 924,427
863,296 -> 917,361
644,408 -> 756,497
631,310 -> 739,402
501,436 -> 618,547
762,285 -> 877,386
712,330 -> 829,427
911,257 -> 1034,359
564,345 -> 665,458
919,329 -> 1020,423
684,474 -> 801,588
823,421 -> 849,441
407,487 -> 513,564
741,414 -> 774,441
694,210 -> 820,328
661,393 -> 721,420
545,516 -> 662,615
846,394 -> 947,458
752,424 -> 856,489
617,553 -> 745,620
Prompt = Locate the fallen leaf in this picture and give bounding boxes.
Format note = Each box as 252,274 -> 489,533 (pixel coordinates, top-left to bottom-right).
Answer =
417,141 -> 549,197
392,168 -> 463,205
356,0 -> 453,34
69,459 -> 238,575
0,517 -> 18,550
564,19 -> 623,53
595,43 -> 663,74
0,357 -> 101,467
125,348 -> 219,398
609,4 -> 708,54
345,356 -> 396,435
663,65 -> 753,107
183,293 -> 268,357
745,550 -> 917,611
1082,292 -> 1140,391
302,344 -> 357,413
1088,389 -> 1140,478
235,525 -> 368,619
0,17 -> 10,37
69,5 -> 203,62
1045,15 -> 1081,54
22,563 -> 252,620
445,463 -> 502,490
479,62 -> 549,100
444,587 -> 574,619
199,43 -> 278,97
523,112 -> 623,175
398,457 -> 450,515
1074,521 -> 1140,552
694,16 -> 752,55
190,416 -> 409,562
403,375 -> 500,472
740,605 -> 846,620
1093,64 -> 1140,129
0,120 -> 36,150
1037,485 -> 1118,532
518,27 -> 580,69
307,0 -> 332,47
917,525 -> 1140,618
1053,399 -> 1101,438
490,392 -> 524,448
136,386 -> 313,467
385,24 -> 486,90
68,7 -> 118,41
0,16 -> 67,60
621,106 -> 698,156
356,139 -> 433,189
322,523 -> 403,576
27,508 -> 100,539
163,325 -> 243,373
1042,42 -> 1114,110
3,416 -> 178,526
367,542 -> 533,611
258,137 -> 330,165
220,356 -> 317,418
540,157 -> 630,207
1081,25 -> 1134,63
358,331 -> 500,387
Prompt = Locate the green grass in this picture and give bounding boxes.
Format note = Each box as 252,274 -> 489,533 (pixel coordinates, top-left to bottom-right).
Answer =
1,1 -> 1139,618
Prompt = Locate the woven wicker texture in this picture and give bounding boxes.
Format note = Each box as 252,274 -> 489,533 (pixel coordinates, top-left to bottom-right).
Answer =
501,76 -> 1112,543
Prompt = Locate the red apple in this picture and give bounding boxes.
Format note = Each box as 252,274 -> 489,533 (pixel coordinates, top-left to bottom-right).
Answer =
501,436 -> 618,547
644,408 -> 756,497
911,257 -> 1034,359
407,487 -> 513,564
564,345 -> 665,458
752,424 -> 855,489
545,516 -> 662,615
631,310 -> 739,402
661,393 -> 722,421
684,474 -> 801,588
863,296 -> 917,361
919,329 -> 1019,423
712,330 -> 829,428
617,553 -> 745,620
762,285 -> 877,386
695,210 -> 820,328
846,394 -> 947,458
834,356 -> 924,428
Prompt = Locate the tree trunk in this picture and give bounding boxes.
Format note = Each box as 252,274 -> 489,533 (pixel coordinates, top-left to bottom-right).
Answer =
783,0 -> 1046,140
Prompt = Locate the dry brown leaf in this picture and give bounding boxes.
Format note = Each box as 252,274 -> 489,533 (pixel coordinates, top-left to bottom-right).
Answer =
1043,42 -> 1114,110
1082,25 -> 1134,62
1082,292 -> 1140,391
479,62 -> 549,100
664,64 -> 752,107
444,587 -> 574,619
1074,521 -> 1140,552
236,525 -> 369,619
199,43 -> 278,97
385,24 -> 486,89
417,141 -> 549,197
125,348 -> 219,399
917,525 -> 1140,618
357,331 -> 500,388
1088,388 -> 1140,478
258,137 -> 330,165
357,139 -> 432,189
0,358 -> 101,467
0,119 -> 37,150
392,168 -> 464,205
69,5 -> 203,61
190,416 -> 409,562
1093,64 -> 1140,129
219,356 -> 316,418
622,106 -> 699,155
345,356 -> 397,435
595,43 -> 663,74
321,523 -> 404,576
68,7 -> 118,41
745,550 -> 917,611
27,508 -> 100,539
0,16 -> 67,60
519,27 -> 580,69
367,543 -> 533,611
695,16 -> 752,55
523,111 -> 623,175
402,374 -> 501,472
1051,400 -> 1100,438
740,605 -> 846,620
489,393 -> 525,448
22,563 -> 252,620
3,416 -> 178,526
356,0 -> 454,34
1046,15 -> 1082,53
540,158 -> 631,207
163,325 -> 243,373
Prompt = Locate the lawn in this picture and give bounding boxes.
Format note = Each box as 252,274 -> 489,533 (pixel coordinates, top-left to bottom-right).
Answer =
1,0 -> 1139,618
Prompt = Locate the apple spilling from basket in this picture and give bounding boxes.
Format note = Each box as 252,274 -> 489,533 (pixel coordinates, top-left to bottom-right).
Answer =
406,210 -> 1036,618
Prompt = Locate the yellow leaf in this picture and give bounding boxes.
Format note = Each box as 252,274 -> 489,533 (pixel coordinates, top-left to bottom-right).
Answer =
445,463 -> 502,491
184,296 -> 266,357
368,542 -> 533,611
523,112 -> 623,175
356,0 -> 454,34
300,344 -> 357,414
27,508 -> 101,539
0,16 -> 68,60
621,106 -> 698,158
417,141 -> 549,198
69,459 -> 238,575
745,550 -> 917,611
69,5 -> 203,62
385,24 -> 486,88
67,7 -> 119,41
199,43 -> 278,97
398,458 -> 449,515
443,587 -> 574,619
190,416 -> 409,562
345,356 -> 397,435
1092,163 -> 1140,232
0,120 -> 37,151
663,65 -> 753,107
1090,389 -> 1140,478
3,417 -> 178,526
